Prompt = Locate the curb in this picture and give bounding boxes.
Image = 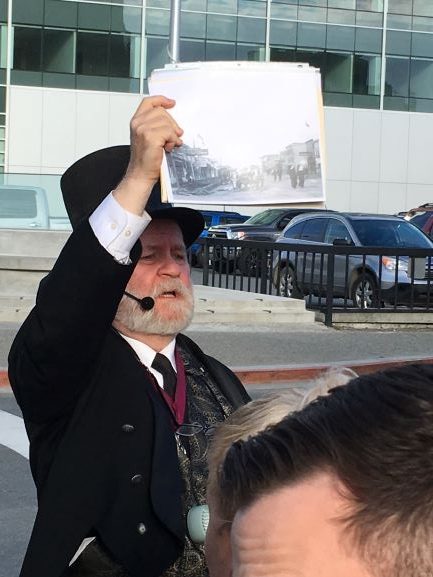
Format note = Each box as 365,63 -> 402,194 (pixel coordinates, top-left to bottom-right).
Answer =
2,356 -> 433,391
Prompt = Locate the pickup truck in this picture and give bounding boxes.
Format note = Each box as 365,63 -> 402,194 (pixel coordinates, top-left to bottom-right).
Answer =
191,209 -> 249,267
207,207 -> 328,273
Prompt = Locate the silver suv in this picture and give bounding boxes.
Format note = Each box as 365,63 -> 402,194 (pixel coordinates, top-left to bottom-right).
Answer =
272,212 -> 433,308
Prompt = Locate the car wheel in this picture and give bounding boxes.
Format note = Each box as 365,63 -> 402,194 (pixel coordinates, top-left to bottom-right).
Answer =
277,265 -> 302,299
238,248 -> 268,276
351,272 -> 379,309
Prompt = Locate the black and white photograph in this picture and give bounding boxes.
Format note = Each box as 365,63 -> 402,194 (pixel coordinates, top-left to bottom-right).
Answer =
148,61 -> 326,205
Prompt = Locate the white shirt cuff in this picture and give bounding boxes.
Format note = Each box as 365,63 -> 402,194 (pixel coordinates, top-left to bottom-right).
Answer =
89,192 -> 151,263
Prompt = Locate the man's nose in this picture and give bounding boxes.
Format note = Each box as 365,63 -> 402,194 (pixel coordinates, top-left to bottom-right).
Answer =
159,255 -> 183,276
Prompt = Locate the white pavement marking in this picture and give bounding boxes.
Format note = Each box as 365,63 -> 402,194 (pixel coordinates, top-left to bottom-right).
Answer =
0,409 -> 29,459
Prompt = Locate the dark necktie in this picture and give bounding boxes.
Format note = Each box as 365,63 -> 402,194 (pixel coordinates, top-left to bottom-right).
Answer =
152,353 -> 177,399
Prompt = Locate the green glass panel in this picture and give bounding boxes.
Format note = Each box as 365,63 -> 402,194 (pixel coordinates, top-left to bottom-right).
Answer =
0,85 -> 4,111
388,0 -> 413,15
146,8 -> 170,35
385,56 -> 409,97
76,32 -> 109,76
356,0 -> 383,11
410,58 -> 433,98
0,140 -> 4,153
146,36 -> 169,78
352,94 -> 380,108
13,0 -> 43,25
205,41 -> 236,60
10,69 -> 43,85
269,20 -> 297,46
0,126 -> 4,137
409,97 -> 433,112
0,70 -> 5,83
108,77 -> 140,93
270,4 -> 297,19
0,113 -> 4,126
326,25 -> 355,51
238,1 -> 267,17
413,0 -> 433,18
207,0 -> 237,14
76,74 -> 109,91
42,72 -> 76,89
0,0 -> 6,20
327,9 -> 356,24
328,0 -> 356,7
13,27 -> 43,71
147,0 -> 170,7
180,38 -> 205,61
387,14 -> 412,29
324,52 -> 352,93
109,34 -> 140,78
207,15 -> 237,41
236,43 -> 264,60
181,12 -> 206,38
323,92 -> 353,106
44,0 -> 78,28
299,0 -> 326,6
353,54 -> 380,94
78,3 -> 110,32
297,23 -> 326,48
183,0 -> 207,9
386,30 -> 411,55
237,17 -> 266,43
111,6 -> 141,34
383,95 -> 409,110
355,27 -> 382,52
299,7 -> 326,22
356,11 -> 383,26
411,32 -> 433,57
412,17 -> 433,32
43,29 -> 75,73
270,47 -> 296,61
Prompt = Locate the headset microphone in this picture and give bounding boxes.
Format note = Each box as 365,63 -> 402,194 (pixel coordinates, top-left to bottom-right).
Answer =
124,291 -> 155,311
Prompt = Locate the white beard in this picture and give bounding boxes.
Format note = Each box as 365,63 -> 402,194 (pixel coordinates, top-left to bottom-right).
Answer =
115,279 -> 194,336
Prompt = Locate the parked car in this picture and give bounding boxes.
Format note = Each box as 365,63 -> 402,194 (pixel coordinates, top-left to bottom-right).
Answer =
190,210 -> 249,266
272,212 -> 433,308
0,184 -> 50,229
208,206 -> 329,272
405,203 -> 433,239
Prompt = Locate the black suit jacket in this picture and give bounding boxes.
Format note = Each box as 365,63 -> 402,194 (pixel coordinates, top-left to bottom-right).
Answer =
8,221 -> 249,577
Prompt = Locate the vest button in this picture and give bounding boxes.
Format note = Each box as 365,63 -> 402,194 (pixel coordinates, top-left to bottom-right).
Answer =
131,474 -> 143,484
121,424 -> 135,433
137,523 -> 146,535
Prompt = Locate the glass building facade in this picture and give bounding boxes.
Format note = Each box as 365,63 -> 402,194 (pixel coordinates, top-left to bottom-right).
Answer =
0,0 -> 433,173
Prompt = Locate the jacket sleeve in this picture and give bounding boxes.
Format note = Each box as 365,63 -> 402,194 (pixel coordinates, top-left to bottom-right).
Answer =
8,221 -> 141,423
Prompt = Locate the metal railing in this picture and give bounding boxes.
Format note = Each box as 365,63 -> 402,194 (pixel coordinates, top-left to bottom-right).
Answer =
190,237 -> 433,326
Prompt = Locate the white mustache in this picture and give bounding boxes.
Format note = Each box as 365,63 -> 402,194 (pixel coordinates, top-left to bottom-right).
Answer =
151,279 -> 192,300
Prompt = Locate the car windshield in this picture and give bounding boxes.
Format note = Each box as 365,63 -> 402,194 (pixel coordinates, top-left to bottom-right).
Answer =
350,219 -> 433,248
410,212 -> 430,228
244,209 -> 284,225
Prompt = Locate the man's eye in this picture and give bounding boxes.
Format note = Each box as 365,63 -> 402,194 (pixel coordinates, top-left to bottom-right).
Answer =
175,253 -> 187,261
140,254 -> 154,260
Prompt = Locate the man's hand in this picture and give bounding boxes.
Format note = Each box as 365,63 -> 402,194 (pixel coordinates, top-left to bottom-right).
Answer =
113,95 -> 183,215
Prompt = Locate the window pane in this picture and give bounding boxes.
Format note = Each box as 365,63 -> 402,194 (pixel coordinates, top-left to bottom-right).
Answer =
388,0 -> 413,15
299,6 -> 326,22
297,23 -> 326,48
411,32 -> 433,58
13,27 -> 42,71
327,9 -> 355,24
111,7 -> 142,34
296,49 -> 324,70
42,72 -> 76,89
409,97 -> 433,112
0,113 -> 4,126
356,11 -> 383,26
206,41 -> 236,60
13,0 -> 43,25
271,4 -> 297,19
10,69 -> 43,85
181,12 -> 206,38
76,32 -> 109,75
386,30 -> 411,55
76,75 -> 109,91
410,58 -> 433,99
354,54 -> 380,94
355,27 -> 382,52
183,0 -> 207,9
0,24 -> 7,68
413,0 -> 433,17
78,3 -> 110,31
385,56 -> 409,97
146,37 -> 169,79
207,15 -> 237,41
323,92 -> 353,106
180,39 -> 205,61
236,43 -> 264,60
109,34 -> 140,78
0,85 -> 5,110
353,93 -> 380,107
238,1 -> 267,17
270,47 -> 296,61
237,17 -> 266,43
412,16 -> 433,32
0,0 -> 6,21
387,14 -> 412,29
0,127 -> 4,138
383,95 -> 409,110
270,20 -> 297,46
108,77 -> 140,93
356,0 -> 383,10
44,0 -> 78,28
146,8 -> 170,35
326,25 -> 355,50
43,29 -> 75,73
328,0 -> 355,7
324,53 -> 352,93
207,0 -> 237,14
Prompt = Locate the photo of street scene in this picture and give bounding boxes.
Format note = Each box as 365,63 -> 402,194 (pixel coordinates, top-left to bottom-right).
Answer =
149,62 -> 325,205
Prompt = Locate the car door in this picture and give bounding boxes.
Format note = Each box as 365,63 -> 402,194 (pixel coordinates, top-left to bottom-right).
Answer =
296,217 -> 329,290
324,218 -> 355,294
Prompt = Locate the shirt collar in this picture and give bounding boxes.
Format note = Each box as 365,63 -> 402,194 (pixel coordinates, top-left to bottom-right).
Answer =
120,333 -> 177,372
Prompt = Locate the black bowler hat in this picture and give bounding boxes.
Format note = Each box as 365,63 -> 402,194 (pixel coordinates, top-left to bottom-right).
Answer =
60,145 -> 204,247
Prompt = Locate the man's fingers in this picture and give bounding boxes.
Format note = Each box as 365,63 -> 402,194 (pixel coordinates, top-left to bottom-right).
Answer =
134,95 -> 175,116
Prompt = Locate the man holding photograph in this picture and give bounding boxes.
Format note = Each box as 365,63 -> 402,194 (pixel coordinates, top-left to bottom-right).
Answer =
8,95 -> 249,577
